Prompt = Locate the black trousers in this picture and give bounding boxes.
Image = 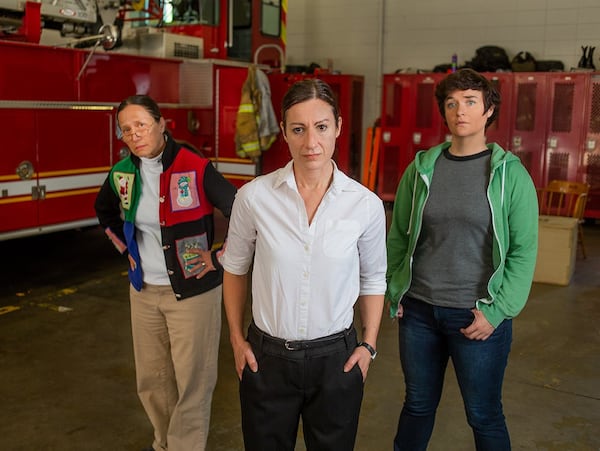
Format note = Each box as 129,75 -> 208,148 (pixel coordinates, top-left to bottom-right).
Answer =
240,323 -> 364,451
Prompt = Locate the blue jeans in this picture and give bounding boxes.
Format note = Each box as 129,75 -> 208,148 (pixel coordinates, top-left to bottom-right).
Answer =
394,296 -> 512,451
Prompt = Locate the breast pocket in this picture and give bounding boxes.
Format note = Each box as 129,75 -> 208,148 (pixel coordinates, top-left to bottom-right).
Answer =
323,219 -> 361,258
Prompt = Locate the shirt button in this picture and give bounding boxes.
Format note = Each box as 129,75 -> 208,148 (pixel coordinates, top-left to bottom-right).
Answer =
159,196 -> 165,203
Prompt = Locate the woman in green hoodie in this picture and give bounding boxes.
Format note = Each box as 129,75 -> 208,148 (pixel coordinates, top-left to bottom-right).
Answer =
387,68 -> 538,451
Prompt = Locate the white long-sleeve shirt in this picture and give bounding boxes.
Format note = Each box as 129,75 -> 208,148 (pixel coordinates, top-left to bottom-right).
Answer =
136,154 -> 170,285
222,161 -> 387,341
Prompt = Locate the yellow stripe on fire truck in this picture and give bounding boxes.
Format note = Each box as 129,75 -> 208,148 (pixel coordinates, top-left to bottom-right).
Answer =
0,171 -> 108,204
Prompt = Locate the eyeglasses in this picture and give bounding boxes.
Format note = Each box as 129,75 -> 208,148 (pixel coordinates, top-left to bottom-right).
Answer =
120,121 -> 154,139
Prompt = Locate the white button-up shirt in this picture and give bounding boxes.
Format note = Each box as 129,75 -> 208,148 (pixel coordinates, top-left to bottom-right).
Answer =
222,161 -> 387,340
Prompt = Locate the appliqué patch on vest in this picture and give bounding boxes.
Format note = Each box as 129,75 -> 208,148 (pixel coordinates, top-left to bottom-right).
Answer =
170,171 -> 200,211
176,234 -> 209,278
113,172 -> 135,210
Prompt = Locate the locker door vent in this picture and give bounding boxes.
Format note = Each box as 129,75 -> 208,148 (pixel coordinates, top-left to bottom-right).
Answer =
585,154 -> 600,189
385,84 -> 402,127
416,84 -> 434,129
514,150 -> 533,173
515,83 -> 537,131
382,145 -> 401,195
547,152 -> 569,181
589,83 -> 600,134
551,83 -> 575,133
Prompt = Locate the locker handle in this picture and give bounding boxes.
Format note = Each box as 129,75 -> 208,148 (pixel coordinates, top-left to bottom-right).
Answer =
586,139 -> 596,151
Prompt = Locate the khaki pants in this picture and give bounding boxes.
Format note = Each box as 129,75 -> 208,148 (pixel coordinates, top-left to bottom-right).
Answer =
130,284 -> 222,451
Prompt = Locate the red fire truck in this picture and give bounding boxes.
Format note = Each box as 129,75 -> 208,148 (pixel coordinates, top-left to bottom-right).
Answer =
0,0 -> 288,240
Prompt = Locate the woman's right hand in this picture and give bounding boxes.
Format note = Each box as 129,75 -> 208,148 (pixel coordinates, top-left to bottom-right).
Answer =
128,254 -> 136,271
232,339 -> 258,380
397,304 -> 404,318
385,301 -> 404,320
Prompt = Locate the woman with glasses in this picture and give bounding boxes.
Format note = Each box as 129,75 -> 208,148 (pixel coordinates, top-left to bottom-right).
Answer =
95,95 -> 237,451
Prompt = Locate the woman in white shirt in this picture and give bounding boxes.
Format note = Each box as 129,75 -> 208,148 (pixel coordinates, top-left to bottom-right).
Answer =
222,79 -> 387,451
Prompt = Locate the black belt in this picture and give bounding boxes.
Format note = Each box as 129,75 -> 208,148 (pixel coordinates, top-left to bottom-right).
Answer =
248,322 -> 356,354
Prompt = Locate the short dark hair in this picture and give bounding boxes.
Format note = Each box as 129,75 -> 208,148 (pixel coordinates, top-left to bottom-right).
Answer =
434,68 -> 500,129
117,95 -> 162,123
281,79 -> 340,129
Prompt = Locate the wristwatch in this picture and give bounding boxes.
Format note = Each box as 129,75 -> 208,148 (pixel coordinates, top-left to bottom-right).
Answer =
357,341 -> 377,361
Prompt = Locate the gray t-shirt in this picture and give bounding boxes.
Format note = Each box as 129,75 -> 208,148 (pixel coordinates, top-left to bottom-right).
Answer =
407,147 -> 495,308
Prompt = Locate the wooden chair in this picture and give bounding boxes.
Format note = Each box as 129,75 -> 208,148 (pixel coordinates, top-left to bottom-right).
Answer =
537,180 -> 590,258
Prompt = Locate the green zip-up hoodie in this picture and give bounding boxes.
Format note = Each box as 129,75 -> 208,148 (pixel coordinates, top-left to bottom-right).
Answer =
386,142 -> 539,328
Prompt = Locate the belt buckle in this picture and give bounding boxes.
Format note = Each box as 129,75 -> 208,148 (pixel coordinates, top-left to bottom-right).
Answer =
284,340 -> 299,351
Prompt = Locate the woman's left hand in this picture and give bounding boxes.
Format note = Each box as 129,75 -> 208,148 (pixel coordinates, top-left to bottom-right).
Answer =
185,249 -> 216,279
460,309 -> 495,340
343,346 -> 373,382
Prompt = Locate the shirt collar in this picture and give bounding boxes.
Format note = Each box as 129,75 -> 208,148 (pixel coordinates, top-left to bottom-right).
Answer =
273,160 -> 351,194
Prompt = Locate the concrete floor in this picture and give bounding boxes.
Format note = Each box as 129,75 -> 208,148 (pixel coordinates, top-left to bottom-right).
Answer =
0,214 -> 598,450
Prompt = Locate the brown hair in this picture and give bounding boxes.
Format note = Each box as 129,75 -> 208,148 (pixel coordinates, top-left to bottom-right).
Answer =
281,79 -> 340,129
434,68 -> 500,129
117,95 -> 162,123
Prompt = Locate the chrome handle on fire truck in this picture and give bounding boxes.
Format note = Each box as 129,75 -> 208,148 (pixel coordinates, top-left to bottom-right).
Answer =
61,24 -> 119,51
254,44 -> 285,72
72,24 -> 120,80
16,161 -> 34,180
188,111 -> 200,133
227,0 -> 233,48
31,185 -> 46,201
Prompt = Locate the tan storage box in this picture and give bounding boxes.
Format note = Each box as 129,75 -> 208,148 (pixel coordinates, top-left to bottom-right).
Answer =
533,215 -> 578,286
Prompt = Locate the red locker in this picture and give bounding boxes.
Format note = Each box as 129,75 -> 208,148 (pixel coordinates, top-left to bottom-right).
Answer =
509,73 -> 548,187
485,72 -> 513,150
263,72 -> 364,180
320,74 -> 364,180
543,73 -> 588,186
582,74 -> 600,218
377,73 -> 446,201
377,74 -> 411,201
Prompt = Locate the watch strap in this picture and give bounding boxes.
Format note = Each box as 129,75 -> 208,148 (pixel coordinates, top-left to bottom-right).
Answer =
357,341 -> 377,360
